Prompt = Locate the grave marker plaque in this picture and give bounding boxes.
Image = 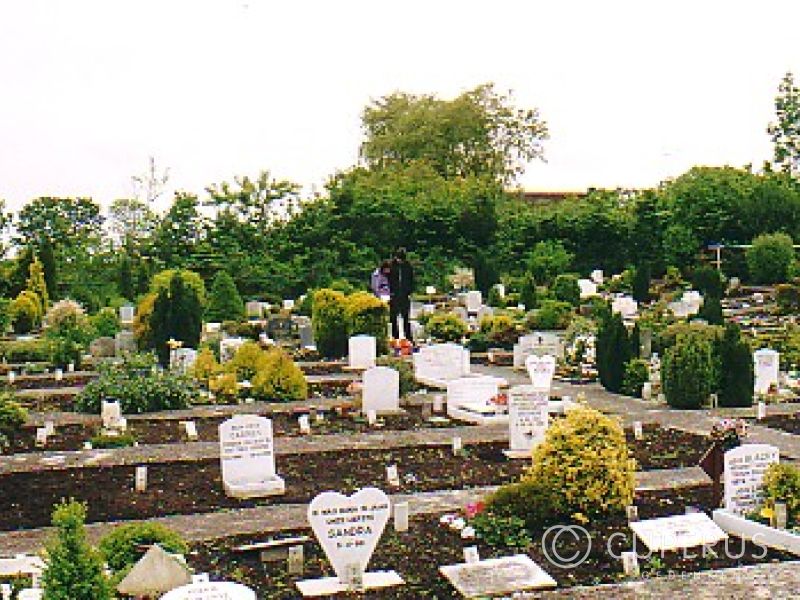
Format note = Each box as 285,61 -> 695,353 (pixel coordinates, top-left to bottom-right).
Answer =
724,443 -> 780,515
218,415 -> 284,498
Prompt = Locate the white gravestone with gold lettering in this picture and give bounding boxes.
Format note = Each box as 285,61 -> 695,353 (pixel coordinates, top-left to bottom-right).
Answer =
218,415 -> 284,499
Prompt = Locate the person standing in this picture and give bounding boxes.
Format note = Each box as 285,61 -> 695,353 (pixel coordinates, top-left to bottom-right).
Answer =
389,247 -> 414,340
370,260 -> 392,301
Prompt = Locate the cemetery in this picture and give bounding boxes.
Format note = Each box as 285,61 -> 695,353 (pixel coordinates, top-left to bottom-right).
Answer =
3,30 -> 800,597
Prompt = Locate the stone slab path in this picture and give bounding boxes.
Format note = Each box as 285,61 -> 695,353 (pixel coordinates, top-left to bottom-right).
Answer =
536,560 -> 800,599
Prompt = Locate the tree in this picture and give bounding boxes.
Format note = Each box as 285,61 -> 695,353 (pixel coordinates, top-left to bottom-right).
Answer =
206,170 -> 301,232
42,500 -> 111,600
148,273 -> 203,366
717,323 -> 754,407
552,273 -> 580,306
632,263 -> 651,303
131,156 -> 170,204
747,232 -> 794,284
527,240 -> 573,286
16,197 -> 103,251
0,199 -> 11,258
27,256 -> 49,314
596,311 -> 631,393
360,83 -> 548,183
39,238 -> 57,300
154,192 -> 203,268
699,296 -> 724,325
519,273 -> 538,310
118,253 -> 134,301
206,271 -> 245,322
108,197 -> 158,253
767,72 -> 800,175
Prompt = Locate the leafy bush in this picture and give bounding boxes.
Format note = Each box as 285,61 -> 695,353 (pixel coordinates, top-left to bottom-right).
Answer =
657,322 -> 723,354
11,290 -> 42,333
692,265 -> 724,299
776,283 -> 800,314
717,323 -> 754,407
761,463 -> 800,527
312,289 -> 348,358
425,313 -> 468,342
76,354 -> 195,414
345,291 -> 389,354
528,300 -> 573,330
662,332 -> 717,409
150,269 -> 207,305
486,285 -> 504,308
44,300 -> 94,368
226,341 -> 267,382
251,347 -> 308,401
191,347 -> 221,387
487,407 -> 634,525
527,240 -> 574,285
376,356 -> 418,396
90,308 -> 120,338
206,271 -> 245,322
26,257 -> 49,315
698,296 -> 723,325
42,500 -> 111,600
471,512 -> 531,548
552,274 -> 580,307
44,299 -> 85,330
89,432 -> 136,449
747,232 -> 795,284
478,315 -> 519,349
209,372 -> 239,402
0,392 -> 27,451
621,358 -> 649,397
99,522 -> 188,574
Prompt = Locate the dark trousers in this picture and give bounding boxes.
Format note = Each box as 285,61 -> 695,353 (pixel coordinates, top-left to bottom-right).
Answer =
390,296 -> 412,340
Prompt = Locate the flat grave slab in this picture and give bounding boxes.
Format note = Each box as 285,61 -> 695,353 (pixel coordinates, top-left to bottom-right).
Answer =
439,554 -> 556,598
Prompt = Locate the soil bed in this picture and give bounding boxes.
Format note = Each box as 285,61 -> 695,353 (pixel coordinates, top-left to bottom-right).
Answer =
7,406 -> 469,453
188,485 -> 796,599
0,426 -> 707,531
752,412 -> 800,435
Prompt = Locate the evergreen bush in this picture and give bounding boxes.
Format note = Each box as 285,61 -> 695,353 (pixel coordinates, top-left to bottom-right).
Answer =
621,358 -> 649,397
312,289 -> 348,358
0,392 -> 27,452
425,313 -> 468,342
11,291 -> 42,333
148,273 -> 203,366
528,300 -> 573,330
692,265 -> 724,299
596,311 -> 631,393
206,271 -> 245,322
699,296 -> 724,325
90,307 -> 120,338
717,323 -> 754,407
345,291 -> 389,353
42,500 -> 111,600
776,283 -> 800,314
519,273 -> 538,310
632,263 -> 651,303
252,347 -> 308,401
99,522 -> 188,575
552,273 -> 581,306
747,232 -> 795,284
662,332 -> 717,409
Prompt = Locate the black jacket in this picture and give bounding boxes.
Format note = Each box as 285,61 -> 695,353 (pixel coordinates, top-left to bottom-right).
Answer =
389,259 -> 414,299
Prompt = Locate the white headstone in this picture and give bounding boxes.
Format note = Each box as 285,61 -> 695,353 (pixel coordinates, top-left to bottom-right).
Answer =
630,512 -> 727,552
394,502 -> 409,532
161,581 -> 256,600
298,415 -> 311,435
425,286 -> 437,295
465,291 -> 482,313
724,443 -> 780,515
633,421 -> 643,440
219,337 -> 246,363
119,305 -> 135,325
135,466 -> 147,492
440,555 -> 556,597
463,546 -> 480,564
44,420 -> 55,437
525,355 -> 556,391
101,400 -> 123,430
621,551 -> 640,577
283,299 -> 295,311
452,436 -> 463,455
349,335 -> 377,370
446,377 -> 499,415
413,343 -> 470,385
173,348 -> 197,373
366,409 -> 378,426
218,415 -> 284,498
590,269 -> 604,285
754,349 -> 779,395
54,368 -> 63,382
183,421 -> 198,441
307,487 -> 391,584
245,301 -> 263,318
612,296 -> 638,318
362,366 -> 400,414
508,386 -> 549,454
577,279 -> 598,298
205,322 -> 221,334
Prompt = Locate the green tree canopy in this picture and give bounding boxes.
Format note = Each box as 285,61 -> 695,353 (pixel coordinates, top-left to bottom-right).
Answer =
768,71 -> 800,174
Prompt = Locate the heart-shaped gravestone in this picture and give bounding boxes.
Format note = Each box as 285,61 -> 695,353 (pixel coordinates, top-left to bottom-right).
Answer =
308,487 -> 391,583
526,354 -> 556,391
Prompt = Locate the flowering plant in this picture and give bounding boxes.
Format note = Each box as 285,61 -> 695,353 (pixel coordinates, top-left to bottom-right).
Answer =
709,418 -> 747,450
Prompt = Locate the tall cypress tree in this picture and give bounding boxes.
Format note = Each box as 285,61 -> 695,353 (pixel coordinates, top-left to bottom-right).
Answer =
149,273 -> 203,366
597,311 -> 631,393
39,238 -> 57,300
206,271 -> 245,321
717,323 -> 754,407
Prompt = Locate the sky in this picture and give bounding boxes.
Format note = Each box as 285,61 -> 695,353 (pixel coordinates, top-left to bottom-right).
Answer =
1,0 -> 799,214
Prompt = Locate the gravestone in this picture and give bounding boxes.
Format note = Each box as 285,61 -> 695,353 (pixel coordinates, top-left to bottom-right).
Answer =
413,343 -> 470,388
753,348 -> 779,395
349,335 -> 377,370
119,305 -> 135,326
639,328 -> 652,359
439,555 -> 556,598
205,322 -> 221,334
299,487 -> 402,596
724,443 -> 780,515
507,386 -> 549,456
682,290 -> 703,315
446,376 -> 504,425
298,322 -> 314,348
219,337 -> 246,363
362,366 -> 400,414
513,333 -> 563,369
590,269 -> 604,285
89,336 -> 116,358
116,544 -> 192,597
668,300 -> 691,319
611,296 -> 638,319
101,400 -> 126,431
465,291 -> 482,314
219,415 -> 284,499
283,299 -> 295,311
525,354 -> 556,391
452,306 -> 469,323
115,331 -> 136,356
630,513 -> 727,552
267,315 -> 295,340
172,348 -> 197,373
161,582 -> 256,600
245,301 -> 263,319
476,305 -> 494,323
577,279 -> 598,298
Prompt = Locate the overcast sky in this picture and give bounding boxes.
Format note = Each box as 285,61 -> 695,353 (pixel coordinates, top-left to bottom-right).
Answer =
1,0 -> 799,213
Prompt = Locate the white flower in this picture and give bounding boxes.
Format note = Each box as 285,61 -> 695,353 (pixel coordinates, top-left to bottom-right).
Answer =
461,526 -> 476,539
450,517 -> 466,531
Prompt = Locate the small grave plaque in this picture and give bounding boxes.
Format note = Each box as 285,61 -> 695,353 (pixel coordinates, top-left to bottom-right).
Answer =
757,401 -> 766,420
630,512 -> 727,552
298,415 -> 311,435
161,581 -> 256,600
135,466 -> 147,492
288,545 -> 304,576
452,436 -> 463,455
183,421 -> 198,441
633,421 -> 643,440
621,551 -> 639,577
394,502 -> 409,532
433,394 -> 444,413
35,428 -> 47,447
463,546 -> 480,564
440,554 -> 556,598
386,464 -> 400,487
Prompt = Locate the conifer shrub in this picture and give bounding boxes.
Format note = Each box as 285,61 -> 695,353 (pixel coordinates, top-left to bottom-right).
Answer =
518,273 -> 538,310
191,347 -> 221,387
662,332 -> 717,409
149,274 -> 203,366
225,341 -> 268,382
478,314 -> 519,349
0,392 -> 27,452
425,313 -> 468,342
345,291 -> 389,353
632,263 -> 651,303
717,323 -> 754,407
776,282 -> 800,314
552,273 -> 580,307
312,289 -> 348,358
99,522 -> 188,575
90,307 -> 120,338
487,407 -> 635,526
206,271 -> 245,322
692,265 -> 725,299
209,373 -> 239,402
596,311 -> 630,393
27,257 -> 49,314
252,347 -> 308,401
761,463 -> 800,527
621,358 -> 649,397
698,296 -> 724,325
11,291 -> 42,333
42,500 -> 111,600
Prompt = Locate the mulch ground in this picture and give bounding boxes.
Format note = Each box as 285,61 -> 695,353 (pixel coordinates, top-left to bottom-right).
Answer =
188,486 -> 796,599
753,412 -> 800,435
0,426 -> 708,531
